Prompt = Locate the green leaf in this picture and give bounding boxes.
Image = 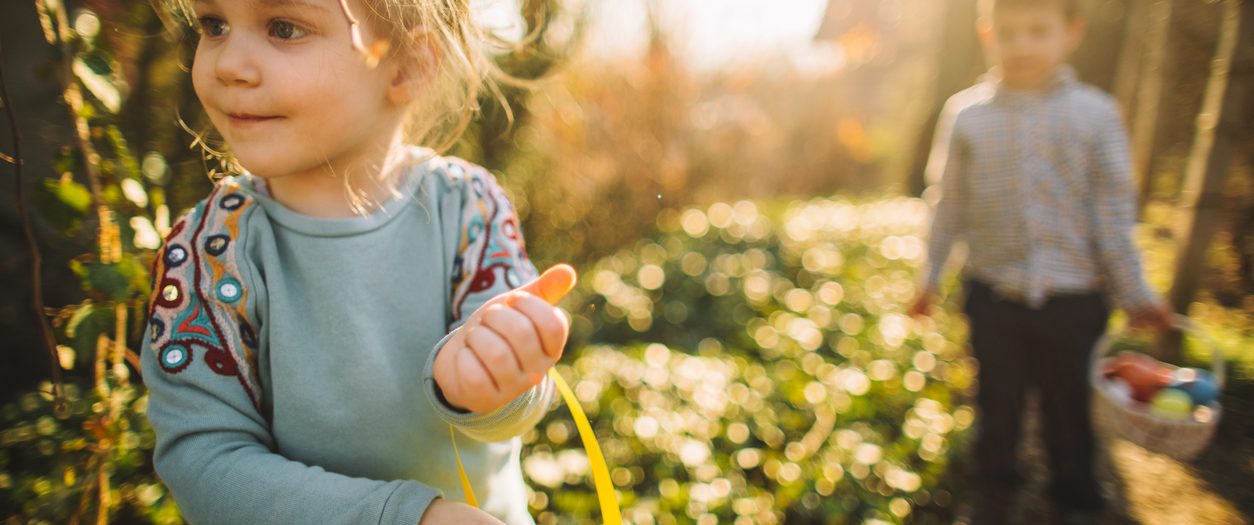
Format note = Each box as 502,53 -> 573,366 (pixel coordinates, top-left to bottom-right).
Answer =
52,147 -> 81,175
102,183 -> 122,207
80,52 -> 111,76
31,181 -> 84,234
83,262 -> 131,301
73,57 -> 120,113
116,253 -> 153,297
76,99 -> 97,120
65,300 -> 96,339
106,125 -> 141,179
66,304 -> 114,367
69,258 -> 85,278
44,178 -> 91,213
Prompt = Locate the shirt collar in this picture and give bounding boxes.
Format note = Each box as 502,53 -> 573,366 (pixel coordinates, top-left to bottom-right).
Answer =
991,64 -> 1077,101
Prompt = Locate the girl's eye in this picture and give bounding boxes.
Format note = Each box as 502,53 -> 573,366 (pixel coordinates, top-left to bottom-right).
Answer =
268,19 -> 308,40
197,16 -> 229,38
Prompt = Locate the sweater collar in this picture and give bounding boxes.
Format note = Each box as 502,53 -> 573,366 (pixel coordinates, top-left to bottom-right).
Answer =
233,146 -> 436,237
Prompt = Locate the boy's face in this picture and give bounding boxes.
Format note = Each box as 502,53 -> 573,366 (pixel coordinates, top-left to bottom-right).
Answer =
985,6 -> 1083,90
190,0 -> 404,179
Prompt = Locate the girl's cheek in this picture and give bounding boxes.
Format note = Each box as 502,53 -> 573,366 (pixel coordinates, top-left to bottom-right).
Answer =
191,49 -> 213,99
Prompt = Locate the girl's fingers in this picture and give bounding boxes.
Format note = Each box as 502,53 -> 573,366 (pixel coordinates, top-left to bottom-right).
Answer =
454,344 -> 495,406
508,293 -> 570,360
480,304 -> 550,375
465,324 -> 539,396
516,264 -> 578,305
465,324 -> 517,382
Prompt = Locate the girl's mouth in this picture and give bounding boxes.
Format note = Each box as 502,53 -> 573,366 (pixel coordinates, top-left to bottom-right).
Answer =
227,113 -> 282,125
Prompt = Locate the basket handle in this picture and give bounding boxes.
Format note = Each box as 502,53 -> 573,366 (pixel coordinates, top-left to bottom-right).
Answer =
1092,314 -> 1226,389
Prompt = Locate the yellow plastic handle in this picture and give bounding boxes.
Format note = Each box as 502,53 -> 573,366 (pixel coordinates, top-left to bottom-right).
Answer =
449,368 -> 622,524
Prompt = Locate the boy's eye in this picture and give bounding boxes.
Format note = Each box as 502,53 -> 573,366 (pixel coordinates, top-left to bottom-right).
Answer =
268,19 -> 308,40
197,16 -> 229,38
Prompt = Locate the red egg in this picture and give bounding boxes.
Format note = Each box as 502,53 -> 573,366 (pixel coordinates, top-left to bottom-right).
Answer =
1128,372 -> 1172,402
1110,356 -> 1173,402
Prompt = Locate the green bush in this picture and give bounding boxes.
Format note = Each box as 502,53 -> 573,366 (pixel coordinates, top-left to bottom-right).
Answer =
523,197 -> 977,524
0,383 -> 180,525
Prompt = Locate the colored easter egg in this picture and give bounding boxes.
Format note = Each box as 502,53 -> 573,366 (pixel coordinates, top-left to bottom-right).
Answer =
1149,388 -> 1194,420
1106,352 -> 1153,375
1119,364 -> 1173,403
1106,352 -> 1172,402
1170,368 -> 1220,406
1101,377 -> 1135,407
1103,352 -> 1136,376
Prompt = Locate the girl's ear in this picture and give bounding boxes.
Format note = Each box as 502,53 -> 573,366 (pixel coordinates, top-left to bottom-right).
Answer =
386,37 -> 441,107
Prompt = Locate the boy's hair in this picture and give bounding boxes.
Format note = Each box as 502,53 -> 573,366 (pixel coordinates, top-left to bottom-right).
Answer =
979,0 -> 1084,19
161,0 -> 530,167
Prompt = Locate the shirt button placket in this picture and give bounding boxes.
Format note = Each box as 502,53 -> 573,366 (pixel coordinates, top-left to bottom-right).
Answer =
1024,101 -> 1047,307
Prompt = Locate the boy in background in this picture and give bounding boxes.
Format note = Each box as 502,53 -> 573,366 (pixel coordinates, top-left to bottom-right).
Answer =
911,0 -> 1173,523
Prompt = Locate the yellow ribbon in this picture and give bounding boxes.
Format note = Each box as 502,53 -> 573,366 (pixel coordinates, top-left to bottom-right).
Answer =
449,368 -> 621,524
449,425 -> 478,508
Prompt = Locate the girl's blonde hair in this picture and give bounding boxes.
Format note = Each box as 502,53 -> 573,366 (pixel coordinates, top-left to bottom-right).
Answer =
161,0 -> 536,210
351,0 -> 527,154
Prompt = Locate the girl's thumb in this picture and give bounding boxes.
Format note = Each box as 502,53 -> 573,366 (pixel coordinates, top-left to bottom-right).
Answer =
518,264 -> 577,305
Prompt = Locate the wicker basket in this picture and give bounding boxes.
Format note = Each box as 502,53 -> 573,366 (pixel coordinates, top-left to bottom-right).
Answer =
1090,314 -> 1225,461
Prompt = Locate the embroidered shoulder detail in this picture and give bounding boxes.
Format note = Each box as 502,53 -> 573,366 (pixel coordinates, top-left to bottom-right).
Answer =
147,179 -> 262,410
444,159 -> 537,324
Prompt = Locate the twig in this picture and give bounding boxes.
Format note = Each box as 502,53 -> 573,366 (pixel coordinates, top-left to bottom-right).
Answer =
68,452 -> 102,525
0,33 -> 66,414
38,0 -> 118,261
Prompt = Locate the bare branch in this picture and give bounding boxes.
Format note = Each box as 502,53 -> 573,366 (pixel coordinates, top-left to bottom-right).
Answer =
0,37 -> 67,415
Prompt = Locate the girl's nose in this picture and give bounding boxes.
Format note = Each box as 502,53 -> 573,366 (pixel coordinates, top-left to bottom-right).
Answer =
213,36 -> 260,87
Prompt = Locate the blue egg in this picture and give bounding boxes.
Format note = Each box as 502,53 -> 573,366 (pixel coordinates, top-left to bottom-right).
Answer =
1170,368 -> 1220,406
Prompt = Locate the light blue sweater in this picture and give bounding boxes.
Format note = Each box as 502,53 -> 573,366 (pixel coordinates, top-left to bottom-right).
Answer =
141,148 -> 554,524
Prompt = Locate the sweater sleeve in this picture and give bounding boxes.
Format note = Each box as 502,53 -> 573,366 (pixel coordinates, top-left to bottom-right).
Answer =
1088,100 -> 1158,311
422,159 -> 557,443
922,97 -> 969,292
143,183 -> 440,525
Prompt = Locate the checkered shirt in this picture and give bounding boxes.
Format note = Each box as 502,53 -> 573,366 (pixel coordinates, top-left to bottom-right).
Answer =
923,66 -> 1158,311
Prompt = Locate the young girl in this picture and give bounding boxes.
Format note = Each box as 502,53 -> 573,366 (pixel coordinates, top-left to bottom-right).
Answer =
143,1 -> 575,523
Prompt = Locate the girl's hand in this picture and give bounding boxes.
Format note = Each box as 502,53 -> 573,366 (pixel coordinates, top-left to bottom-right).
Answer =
434,265 -> 577,414
418,499 -> 505,525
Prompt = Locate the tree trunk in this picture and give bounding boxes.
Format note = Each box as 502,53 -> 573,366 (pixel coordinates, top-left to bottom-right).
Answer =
1130,0 -> 1176,213
904,0 -> 982,196
1112,0 -> 1148,118
1165,0 -> 1253,360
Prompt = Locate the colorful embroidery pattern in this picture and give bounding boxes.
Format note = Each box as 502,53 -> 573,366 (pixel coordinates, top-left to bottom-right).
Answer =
447,160 -> 537,324
147,180 -> 262,410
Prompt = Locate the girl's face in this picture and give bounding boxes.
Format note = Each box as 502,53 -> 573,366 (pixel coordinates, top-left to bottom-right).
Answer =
191,0 -> 405,180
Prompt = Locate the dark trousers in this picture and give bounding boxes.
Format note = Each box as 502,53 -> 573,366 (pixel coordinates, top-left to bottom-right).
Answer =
963,280 -> 1108,511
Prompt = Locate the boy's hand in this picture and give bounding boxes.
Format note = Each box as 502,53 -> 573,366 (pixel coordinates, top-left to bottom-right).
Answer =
418,499 -> 505,525
434,264 -> 577,414
1128,302 -> 1174,333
